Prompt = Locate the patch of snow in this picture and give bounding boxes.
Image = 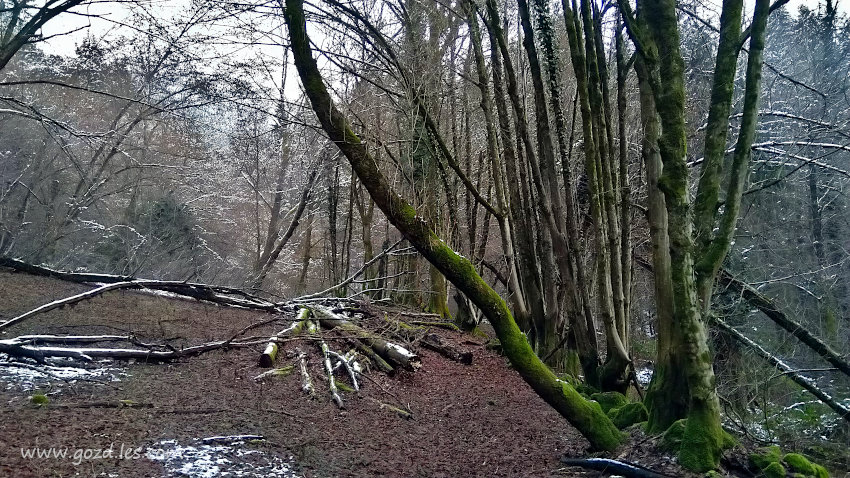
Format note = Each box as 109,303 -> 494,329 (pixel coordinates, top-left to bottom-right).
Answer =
146,438 -> 300,478
0,354 -> 125,392
635,365 -> 653,386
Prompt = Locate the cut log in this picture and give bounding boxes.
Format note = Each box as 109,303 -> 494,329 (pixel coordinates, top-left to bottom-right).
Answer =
420,333 -> 473,365
312,305 -> 420,370
258,308 -> 311,367
259,343 -> 279,368
350,339 -> 394,374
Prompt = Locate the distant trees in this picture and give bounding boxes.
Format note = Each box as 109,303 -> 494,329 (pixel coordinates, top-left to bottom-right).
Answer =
2,0 -> 849,472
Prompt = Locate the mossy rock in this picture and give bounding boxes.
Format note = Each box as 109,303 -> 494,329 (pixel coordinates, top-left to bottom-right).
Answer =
750,446 -> 782,471
811,464 -> 829,478
781,453 -> 829,478
576,383 -> 598,398
607,402 -> 648,429
29,393 -> 49,405
783,453 -> 815,476
484,339 -> 502,353
704,471 -> 723,478
470,326 -> 490,339
660,419 -> 687,451
590,391 -> 628,414
761,462 -> 786,478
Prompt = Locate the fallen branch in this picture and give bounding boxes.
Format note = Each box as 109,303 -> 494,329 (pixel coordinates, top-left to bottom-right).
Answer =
201,435 -> 264,444
292,239 -> 403,301
12,335 -> 130,344
49,400 -> 154,409
0,336 -> 258,363
312,305 -> 420,370
717,269 -> 850,380
253,365 -> 294,381
0,257 -> 279,313
0,281 -> 146,332
713,316 -> 850,423
329,349 -> 360,391
420,333 -> 472,365
367,396 -> 412,420
318,335 -> 344,408
410,321 -> 460,331
297,349 -> 314,396
559,458 -> 673,478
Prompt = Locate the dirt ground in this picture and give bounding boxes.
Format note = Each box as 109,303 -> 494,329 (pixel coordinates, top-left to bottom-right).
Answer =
0,269 -> 610,477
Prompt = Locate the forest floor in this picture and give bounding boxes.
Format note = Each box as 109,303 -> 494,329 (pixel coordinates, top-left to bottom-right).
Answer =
0,268 -> 707,478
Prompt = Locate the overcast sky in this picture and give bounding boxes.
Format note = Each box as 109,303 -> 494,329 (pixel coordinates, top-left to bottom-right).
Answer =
40,0 -> 847,57
35,0 -> 847,105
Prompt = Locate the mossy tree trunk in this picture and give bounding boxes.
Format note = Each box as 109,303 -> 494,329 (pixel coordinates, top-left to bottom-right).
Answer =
634,56 -> 688,433
558,0 -> 630,389
620,0 -> 773,470
482,0 -> 550,350
463,0 -> 530,330
284,0 -> 623,451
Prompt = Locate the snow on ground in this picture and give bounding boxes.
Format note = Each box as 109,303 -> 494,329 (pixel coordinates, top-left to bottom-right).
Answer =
0,354 -> 125,393
146,438 -> 300,478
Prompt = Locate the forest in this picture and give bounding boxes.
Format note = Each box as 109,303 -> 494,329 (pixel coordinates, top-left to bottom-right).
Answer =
0,0 -> 849,476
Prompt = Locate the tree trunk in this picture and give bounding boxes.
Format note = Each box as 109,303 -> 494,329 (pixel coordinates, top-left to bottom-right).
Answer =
284,0 -> 623,450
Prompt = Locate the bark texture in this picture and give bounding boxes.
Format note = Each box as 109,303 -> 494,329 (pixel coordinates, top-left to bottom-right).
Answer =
284,0 -> 623,451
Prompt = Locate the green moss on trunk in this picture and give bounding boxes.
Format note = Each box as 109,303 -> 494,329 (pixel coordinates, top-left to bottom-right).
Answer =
679,401 -> 725,472
283,0 -> 623,452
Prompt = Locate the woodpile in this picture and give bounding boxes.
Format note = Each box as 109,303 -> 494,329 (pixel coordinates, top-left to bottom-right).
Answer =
0,258 -> 475,414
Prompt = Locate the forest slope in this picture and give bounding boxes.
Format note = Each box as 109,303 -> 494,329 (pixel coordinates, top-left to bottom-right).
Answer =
0,269 -> 588,477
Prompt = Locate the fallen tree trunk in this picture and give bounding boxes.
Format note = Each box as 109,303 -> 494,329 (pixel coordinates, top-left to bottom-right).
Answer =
713,316 -> 850,423
0,336 -> 255,363
349,338 -> 394,374
284,0 -> 623,450
420,333 -> 473,365
717,269 -> 850,379
12,335 -> 130,344
0,257 -> 278,313
312,305 -> 420,370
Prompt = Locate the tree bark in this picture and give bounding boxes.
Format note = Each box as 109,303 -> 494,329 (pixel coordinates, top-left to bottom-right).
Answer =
284,0 -> 623,450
